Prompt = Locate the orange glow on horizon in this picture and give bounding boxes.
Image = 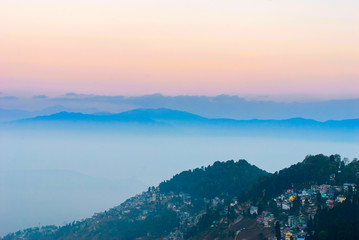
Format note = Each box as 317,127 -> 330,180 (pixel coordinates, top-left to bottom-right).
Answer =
1,0 -> 358,97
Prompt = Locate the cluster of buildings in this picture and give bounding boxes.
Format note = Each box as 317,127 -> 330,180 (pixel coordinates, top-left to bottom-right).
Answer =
256,211 -> 275,227
250,182 -> 357,240
101,188 -> 204,238
6,162 -> 359,240
77,178 -> 358,240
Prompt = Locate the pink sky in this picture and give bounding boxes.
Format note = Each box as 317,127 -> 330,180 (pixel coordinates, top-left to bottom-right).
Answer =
1,0 -> 358,99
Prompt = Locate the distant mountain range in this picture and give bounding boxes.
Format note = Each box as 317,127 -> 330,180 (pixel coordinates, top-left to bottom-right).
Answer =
2,108 -> 358,142
9,108 -> 359,129
0,105 -> 100,123
1,94 -> 359,121
18,108 -> 204,123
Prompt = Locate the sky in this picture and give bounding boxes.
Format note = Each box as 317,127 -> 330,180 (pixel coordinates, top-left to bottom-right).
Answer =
1,0 -> 359,98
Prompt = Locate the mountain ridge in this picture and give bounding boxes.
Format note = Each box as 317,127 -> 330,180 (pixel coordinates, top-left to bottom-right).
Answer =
5,108 -> 359,142
9,108 -> 359,127
3,94 -> 359,121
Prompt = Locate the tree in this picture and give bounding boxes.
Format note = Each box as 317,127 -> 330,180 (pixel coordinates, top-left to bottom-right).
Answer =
290,196 -> 301,215
305,231 -> 313,240
268,199 -> 279,216
308,216 -> 314,232
317,230 -> 328,240
316,192 -> 323,209
258,232 -> 265,240
275,221 -> 281,240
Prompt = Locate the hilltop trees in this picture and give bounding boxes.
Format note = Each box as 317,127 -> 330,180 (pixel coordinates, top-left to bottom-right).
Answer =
240,154 -> 355,204
159,159 -> 269,199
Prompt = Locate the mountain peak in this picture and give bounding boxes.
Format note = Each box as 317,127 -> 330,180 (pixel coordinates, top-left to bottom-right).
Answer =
116,108 -> 205,120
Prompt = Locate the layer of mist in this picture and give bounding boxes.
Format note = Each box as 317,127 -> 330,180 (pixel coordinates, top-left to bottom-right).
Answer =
1,127 -> 358,236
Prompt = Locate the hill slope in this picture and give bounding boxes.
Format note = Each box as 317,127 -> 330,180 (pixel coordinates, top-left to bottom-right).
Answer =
241,154 -> 342,203
1,159 -> 267,240
2,154 -> 359,240
159,159 -> 269,199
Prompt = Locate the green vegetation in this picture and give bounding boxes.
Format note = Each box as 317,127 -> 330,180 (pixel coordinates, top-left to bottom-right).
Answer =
241,154 -> 353,203
3,206 -> 178,240
336,158 -> 359,184
307,186 -> 359,240
159,159 -> 269,199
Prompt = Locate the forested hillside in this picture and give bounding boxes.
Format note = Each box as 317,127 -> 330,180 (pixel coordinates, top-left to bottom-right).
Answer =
312,192 -> 359,240
2,155 -> 359,240
241,154 -> 352,203
159,159 -> 269,199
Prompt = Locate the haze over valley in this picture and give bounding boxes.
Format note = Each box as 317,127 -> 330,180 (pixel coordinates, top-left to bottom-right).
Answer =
1,104 -> 358,236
